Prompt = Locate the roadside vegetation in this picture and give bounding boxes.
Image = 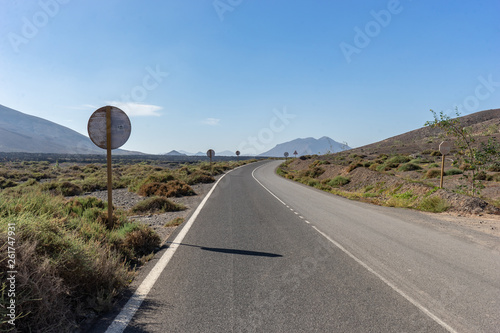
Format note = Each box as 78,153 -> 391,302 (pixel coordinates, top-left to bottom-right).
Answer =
278,150 -> 499,215
0,158 -> 256,332
277,110 -> 499,215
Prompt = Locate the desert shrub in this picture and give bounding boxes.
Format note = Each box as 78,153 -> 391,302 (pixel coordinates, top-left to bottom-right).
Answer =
131,197 -> 185,214
421,149 -> 433,155
376,164 -> 392,172
307,179 -> 319,187
138,180 -> 195,197
487,162 -> 500,172
363,161 -> 372,168
120,224 -> 161,259
425,169 -> 441,178
299,156 -> 307,160
430,151 -> 442,156
185,172 -> 215,185
327,176 -> 350,187
0,176 -> 17,189
428,163 -> 440,168
378,154 -> 389,160
364,185 -> 374,192
42,181 -> 83,196
276,167 -> 287,177
418,196 -> 449,212
387,155 -> 411,164
387,190 -> 416,208
369,163 -> 380,171
459,163 -> 472,171
346,162 -> 362,173
474,171 -> 488,181
445,168 -> 463,176
398,163 -> 422,172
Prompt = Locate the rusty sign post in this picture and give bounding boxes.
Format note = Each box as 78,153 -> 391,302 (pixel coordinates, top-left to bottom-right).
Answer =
88,106 -> 131,222
284,151 -> 289,162
236,150 -> 240,161
207,149 -> 215,175
293,150 -> 298,158
439,141 -> 451,189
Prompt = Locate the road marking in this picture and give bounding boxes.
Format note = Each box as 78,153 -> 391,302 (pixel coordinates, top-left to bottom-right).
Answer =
105,170 -> 233,333
305,220 -> 310,224
299,216 -> 304,219
252,162 -> 458,333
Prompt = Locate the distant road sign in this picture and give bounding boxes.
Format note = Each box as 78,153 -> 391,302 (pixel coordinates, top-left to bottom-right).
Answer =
207,149 -> 215,158
236,150 -> 240,156
284,152 -> 289,157
88,106 -> 131,149
439,141 -> 451,155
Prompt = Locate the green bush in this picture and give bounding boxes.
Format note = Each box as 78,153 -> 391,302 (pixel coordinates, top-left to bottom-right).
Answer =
445,168 -> 463,176
327,176 -> 350,187
418,196 -> 449,212
386,155 -> 411,164
425,169 -> 441,179
430,151 -> 442,156
398,163 -> 422,172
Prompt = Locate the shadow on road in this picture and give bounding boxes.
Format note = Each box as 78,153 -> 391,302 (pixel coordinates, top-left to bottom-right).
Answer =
167,242 -> 283,258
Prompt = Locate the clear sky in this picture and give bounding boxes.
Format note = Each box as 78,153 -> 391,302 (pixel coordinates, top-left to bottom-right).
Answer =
1,0 -> 499,155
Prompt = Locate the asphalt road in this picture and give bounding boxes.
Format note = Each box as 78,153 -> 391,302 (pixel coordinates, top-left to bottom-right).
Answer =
98,160 -> 500,333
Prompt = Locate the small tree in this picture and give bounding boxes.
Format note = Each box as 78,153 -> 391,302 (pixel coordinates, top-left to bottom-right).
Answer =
424,108 -> 499,196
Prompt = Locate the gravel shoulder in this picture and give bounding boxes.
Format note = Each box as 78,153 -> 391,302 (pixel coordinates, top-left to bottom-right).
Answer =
86,179 -> 218,244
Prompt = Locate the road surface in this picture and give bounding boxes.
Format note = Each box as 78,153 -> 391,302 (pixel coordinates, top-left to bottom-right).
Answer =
96,160 -> 500,332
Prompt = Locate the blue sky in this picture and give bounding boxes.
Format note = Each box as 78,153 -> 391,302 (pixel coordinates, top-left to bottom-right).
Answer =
1,0 -> 499,155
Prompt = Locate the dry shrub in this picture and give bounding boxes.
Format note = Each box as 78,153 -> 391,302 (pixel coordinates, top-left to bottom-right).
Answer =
131,197 -> 185,214
186,172 -> 215,185
425,169 -> 441,179
0,237 -> 75,332
122,226 -> 161,259
138,180 -> 195,197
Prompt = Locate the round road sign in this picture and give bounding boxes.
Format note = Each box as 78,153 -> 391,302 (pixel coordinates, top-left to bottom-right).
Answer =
439,141 -> 451,155
207,149 -> 215,158
236,150 -> 240,156
284,152 -> 289,157
88,106 -> 131,150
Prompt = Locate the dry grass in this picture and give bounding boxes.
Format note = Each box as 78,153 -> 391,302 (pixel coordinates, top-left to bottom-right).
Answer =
138,180 -> 195,197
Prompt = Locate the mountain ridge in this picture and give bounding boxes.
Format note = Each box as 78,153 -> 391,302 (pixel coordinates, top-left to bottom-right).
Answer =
0,104 -> 137,155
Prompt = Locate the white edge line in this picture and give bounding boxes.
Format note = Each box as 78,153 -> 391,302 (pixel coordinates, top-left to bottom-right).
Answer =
251,162 -> 458,333
105,169 -> 233,333
311,226 -> 458,333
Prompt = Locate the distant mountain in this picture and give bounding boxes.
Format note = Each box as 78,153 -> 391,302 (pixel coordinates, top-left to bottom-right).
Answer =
164,150 -> 186,156
259,136 -> 350,157
0,104 -> 137,154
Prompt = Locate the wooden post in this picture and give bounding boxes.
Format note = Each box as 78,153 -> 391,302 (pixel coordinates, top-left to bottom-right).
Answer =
106,106 -> 113,222
440,154 -> 445,189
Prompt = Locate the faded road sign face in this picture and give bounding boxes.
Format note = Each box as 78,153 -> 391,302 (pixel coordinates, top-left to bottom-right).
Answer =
207,149 -> 215,158
439,141 -> 451,155
88,106 -> 131,149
